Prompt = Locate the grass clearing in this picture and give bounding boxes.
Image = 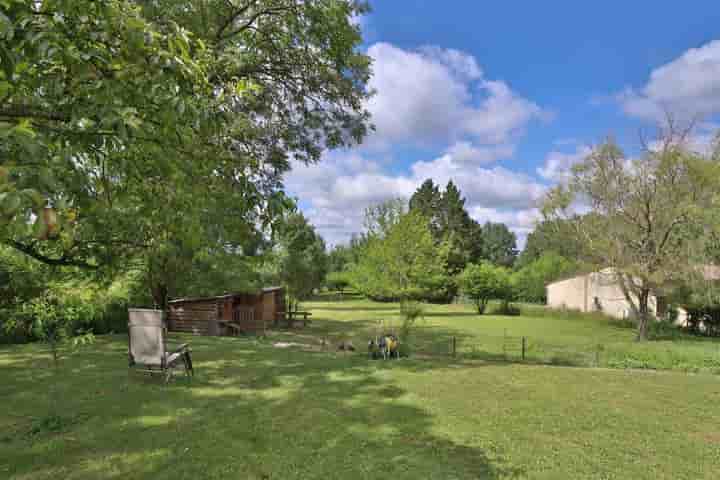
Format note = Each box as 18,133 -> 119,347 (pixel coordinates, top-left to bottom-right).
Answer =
2,297 -> 720,479
300,294 -> 720,372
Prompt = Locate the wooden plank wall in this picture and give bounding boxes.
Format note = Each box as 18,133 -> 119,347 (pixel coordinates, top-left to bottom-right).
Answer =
167,300 -> 218,335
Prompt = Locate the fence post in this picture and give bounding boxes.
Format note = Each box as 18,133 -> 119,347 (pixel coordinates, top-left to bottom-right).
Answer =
522,337 -> 526,361
452,336 -> 456,357
595,345 -> 601,367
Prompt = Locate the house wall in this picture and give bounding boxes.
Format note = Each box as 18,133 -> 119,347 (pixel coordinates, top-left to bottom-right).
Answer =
546,275 -> 588,312
546,271 -> 659,319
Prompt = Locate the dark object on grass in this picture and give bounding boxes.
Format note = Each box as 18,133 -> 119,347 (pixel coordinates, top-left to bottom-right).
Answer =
337,341 -> 355,351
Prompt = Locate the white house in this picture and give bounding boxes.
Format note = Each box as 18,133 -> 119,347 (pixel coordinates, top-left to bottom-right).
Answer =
546,266 -> 720,322
546,269 -> 663,320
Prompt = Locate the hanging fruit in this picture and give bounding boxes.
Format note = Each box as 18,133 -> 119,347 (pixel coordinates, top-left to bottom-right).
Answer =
34,204 -> 59,240
44,206 -> 59,238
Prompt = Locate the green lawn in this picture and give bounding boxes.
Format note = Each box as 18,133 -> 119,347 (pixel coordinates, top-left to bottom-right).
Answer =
2,298 -> 720,479
302,295 -> 720,372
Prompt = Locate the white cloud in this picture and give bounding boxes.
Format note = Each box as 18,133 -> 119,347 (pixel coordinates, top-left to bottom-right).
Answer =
285,147 -> 546,246
537,145 -> 592,182
619,40 -> 720,121
285,42 -> 549,246
445,141 -> 515,166
365,43 -> 544,147
469,207 -> 541,248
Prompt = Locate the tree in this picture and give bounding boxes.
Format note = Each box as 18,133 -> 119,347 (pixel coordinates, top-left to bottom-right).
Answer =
438,181 -> 484,272
457,262 -> 512,314
408,180 -> 483,301
326,271 -> 351,295
542,127 -> 720,340
327,245 -> 354,273
516,219 -> 584,268
271,211 -> 327,310
513,252 -> 577,303
0,0 -> 371,300
350,210 -> 450,301
481,222 -> 518,267
363,198 -> 406,239
408,179 -> 441,233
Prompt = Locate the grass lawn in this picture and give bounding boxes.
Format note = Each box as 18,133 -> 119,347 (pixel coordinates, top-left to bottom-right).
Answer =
2,297 -> 720,479
302,295 -> 720,372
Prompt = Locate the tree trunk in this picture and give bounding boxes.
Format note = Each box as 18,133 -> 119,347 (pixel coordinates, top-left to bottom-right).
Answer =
636,288 -> 651,341
151,282 -> 169,310
476,298 -> 487,314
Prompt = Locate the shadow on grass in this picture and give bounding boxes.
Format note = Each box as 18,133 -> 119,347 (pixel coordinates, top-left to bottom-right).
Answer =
0,334 -> 525,479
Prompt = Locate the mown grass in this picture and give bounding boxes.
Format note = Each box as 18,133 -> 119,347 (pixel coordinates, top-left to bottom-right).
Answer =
301,294 -> 720,373
2,297 -> 720,479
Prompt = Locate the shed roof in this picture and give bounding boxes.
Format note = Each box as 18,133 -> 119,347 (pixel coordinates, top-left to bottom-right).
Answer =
168,286 -> 283,304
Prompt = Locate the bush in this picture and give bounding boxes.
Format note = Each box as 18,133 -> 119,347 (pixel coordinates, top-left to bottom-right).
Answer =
647,319 -> 684,340
399,300 -> 425,356
491,301 -> 521,316
457,262 -> 513,314
513,252 -> 577,303
325,271 -> 351,295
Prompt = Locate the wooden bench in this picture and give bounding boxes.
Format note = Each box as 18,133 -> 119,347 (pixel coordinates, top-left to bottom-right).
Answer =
276,311 -> 312,328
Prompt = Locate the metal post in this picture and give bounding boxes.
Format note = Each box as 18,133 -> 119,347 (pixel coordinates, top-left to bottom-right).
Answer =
522,337 -> 526,361
452,336 -> 456,357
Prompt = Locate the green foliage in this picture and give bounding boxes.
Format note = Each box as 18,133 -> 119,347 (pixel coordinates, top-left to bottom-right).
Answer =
270,211 -> 327,303
480,222 -> 518,267
327,244 -> 356,273
542,131 -> 720,340
457,262 -> 513,314
516,219 -> 584,268
513,252 -> 578,303
350,209 -> 451,302
21,294 -> 95,366
1,0 -> 371,305
409,179 -> 483,282
398,300 -> 425,355
325,270 -> 351,295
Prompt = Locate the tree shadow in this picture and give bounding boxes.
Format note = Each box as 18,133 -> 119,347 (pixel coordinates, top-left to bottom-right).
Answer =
0,334 -> 525,479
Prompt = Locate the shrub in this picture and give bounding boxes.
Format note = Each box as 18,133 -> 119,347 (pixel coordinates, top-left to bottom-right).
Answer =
325,271 -> 352,296
399,300 -> 425,355
23,294 -> 95,366
457,262 -> 513,314
513,252 -> 577,303
491,302 -> 521,316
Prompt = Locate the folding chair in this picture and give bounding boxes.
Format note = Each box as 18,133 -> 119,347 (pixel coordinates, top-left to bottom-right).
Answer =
128,308 -> 193,383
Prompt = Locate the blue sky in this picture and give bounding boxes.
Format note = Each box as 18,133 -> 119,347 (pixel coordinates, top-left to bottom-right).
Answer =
285,1 -> 720,247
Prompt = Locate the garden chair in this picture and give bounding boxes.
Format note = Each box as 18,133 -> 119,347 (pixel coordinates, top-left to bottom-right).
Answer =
128,308 -> 193,383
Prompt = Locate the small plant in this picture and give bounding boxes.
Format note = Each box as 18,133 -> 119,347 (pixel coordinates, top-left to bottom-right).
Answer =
25,294 -> 95,367
398,300 -> 425,356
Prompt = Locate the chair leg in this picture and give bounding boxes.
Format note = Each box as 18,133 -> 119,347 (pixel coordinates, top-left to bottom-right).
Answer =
183,352 -> 194,378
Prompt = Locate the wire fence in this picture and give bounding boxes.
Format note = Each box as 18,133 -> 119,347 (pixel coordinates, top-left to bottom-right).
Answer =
412,333 -> 604,368
408,331 -> 720,372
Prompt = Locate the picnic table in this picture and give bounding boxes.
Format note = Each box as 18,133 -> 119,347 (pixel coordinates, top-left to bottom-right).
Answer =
276,310 -> 312,328
218,320 -> 244,336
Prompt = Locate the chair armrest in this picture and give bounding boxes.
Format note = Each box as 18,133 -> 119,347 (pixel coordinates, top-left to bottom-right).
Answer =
168,343 -> 190,354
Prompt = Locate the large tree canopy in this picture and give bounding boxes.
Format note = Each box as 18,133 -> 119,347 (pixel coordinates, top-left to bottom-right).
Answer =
350,208 -> 450,302
0,0 -> 371,302
480,221 -> 517,268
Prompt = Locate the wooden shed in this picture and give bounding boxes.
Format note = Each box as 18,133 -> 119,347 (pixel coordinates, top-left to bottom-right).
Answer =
167,287 -> 285,336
